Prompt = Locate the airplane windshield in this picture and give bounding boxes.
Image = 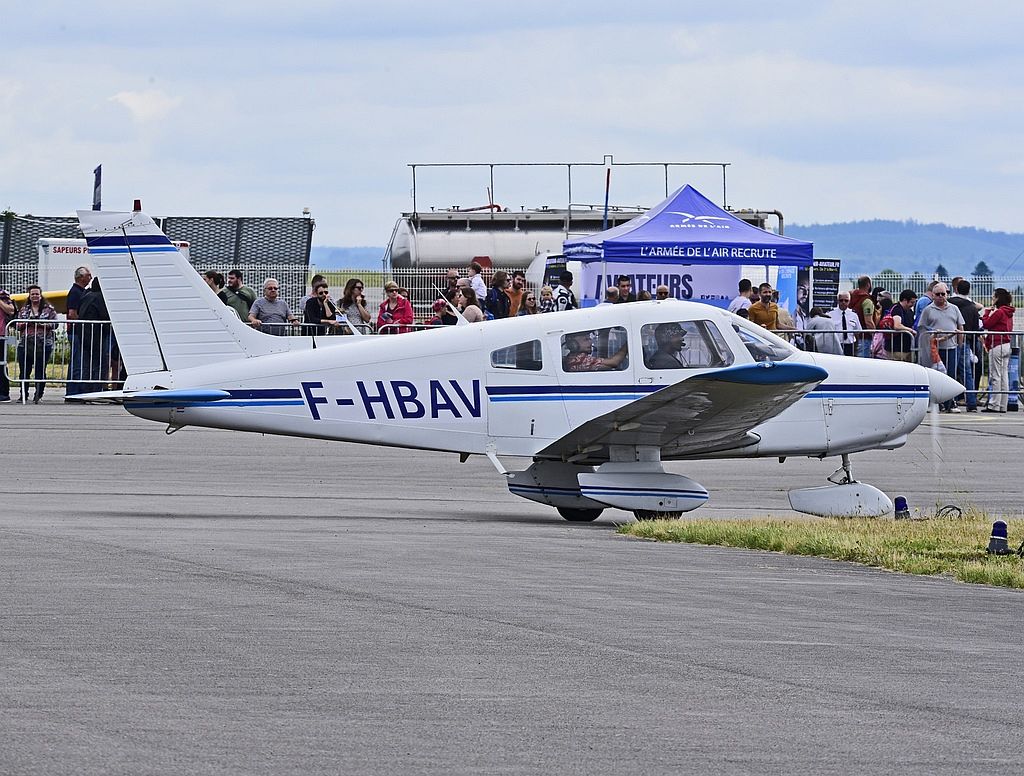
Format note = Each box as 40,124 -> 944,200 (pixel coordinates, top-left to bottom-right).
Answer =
732,324 -> 795,362
641,321 -> 734,370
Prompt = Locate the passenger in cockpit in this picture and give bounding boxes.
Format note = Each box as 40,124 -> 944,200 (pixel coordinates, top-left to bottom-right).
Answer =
563,330 -> 628,372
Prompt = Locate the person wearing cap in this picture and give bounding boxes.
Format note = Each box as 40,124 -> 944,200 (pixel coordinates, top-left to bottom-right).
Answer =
433,297 -> 458,326
377,281 -> 414,333
647,323 -> 690,368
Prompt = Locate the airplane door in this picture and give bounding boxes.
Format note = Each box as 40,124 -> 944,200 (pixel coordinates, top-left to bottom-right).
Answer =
486,337 -> 566,439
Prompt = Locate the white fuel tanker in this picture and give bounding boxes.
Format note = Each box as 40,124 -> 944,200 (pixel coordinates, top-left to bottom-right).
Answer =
387,205 -> 779,269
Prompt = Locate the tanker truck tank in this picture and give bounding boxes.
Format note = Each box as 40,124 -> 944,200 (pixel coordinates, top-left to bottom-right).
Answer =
387,207 -> 645,269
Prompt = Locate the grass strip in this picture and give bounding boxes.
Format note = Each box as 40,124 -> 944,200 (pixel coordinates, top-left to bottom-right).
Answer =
618,515 -> 1024,589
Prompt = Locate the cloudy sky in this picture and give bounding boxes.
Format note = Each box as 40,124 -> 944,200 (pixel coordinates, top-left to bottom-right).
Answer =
2,1 -> 1021,246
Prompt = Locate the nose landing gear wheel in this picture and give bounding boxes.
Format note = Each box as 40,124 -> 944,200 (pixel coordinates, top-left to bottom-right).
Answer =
633,510 -> 685,521
557,507 -> 604,522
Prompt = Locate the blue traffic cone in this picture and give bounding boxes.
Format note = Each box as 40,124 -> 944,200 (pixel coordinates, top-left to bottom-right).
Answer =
894,496 -> 910,520
987,520 -> 1011,555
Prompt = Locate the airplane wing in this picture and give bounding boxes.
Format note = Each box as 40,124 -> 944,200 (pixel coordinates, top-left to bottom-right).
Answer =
537,361 -> 827,463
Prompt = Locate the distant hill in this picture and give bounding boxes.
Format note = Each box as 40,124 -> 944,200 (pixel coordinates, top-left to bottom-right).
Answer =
787,220 -> 1024,277
312,220 -> 1024,277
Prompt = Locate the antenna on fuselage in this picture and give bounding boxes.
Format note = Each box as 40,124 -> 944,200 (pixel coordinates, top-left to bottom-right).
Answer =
431,283 -> 468,326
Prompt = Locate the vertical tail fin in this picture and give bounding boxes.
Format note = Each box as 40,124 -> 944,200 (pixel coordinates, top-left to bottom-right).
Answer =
77,210 -> 292,375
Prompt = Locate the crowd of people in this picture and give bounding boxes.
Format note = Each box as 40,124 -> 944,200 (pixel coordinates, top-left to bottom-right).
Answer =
0,263 -> 1018,410
730,274 -> 1019,414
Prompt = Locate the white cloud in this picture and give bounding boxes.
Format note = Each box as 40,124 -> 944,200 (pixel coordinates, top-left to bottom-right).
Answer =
109,90 -> 183,123
1,2 -> 1023,244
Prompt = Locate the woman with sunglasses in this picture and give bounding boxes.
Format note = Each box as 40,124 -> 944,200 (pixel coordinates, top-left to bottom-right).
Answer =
518,292 -> 540,315
303,281 -> 342,335
377,282 -> 414,333
339,278 -> 371,334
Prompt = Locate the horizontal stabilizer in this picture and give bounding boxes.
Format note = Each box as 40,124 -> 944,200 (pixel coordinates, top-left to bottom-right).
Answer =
126,389 -> 233,403
63,389 -> 232,405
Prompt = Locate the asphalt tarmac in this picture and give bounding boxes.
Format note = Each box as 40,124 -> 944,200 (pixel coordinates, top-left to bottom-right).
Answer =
3,403 -> 1024,775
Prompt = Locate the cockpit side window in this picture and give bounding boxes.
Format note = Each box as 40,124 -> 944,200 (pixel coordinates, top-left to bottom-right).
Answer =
733,325 -> 793,362
490,340 -> 543,371
641,321 -> 734,369
561,327 -> 629,372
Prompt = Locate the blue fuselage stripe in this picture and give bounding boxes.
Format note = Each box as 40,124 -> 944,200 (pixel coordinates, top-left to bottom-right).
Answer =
581,488 -> 708,499
131,400 -> 305,409
88,235 -> 171,247
487,383 -> 928,403
88,246 -> 181,255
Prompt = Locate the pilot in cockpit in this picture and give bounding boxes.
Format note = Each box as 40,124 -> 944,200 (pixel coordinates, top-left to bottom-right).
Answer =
647,323 -> 691,369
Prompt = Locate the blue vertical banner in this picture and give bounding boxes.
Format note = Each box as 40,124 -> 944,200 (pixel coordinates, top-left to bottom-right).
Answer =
92,165 -> 102,211
775,264 -> 798,315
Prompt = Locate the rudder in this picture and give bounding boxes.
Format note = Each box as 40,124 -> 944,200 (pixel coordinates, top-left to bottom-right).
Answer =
77,210 -> 289,375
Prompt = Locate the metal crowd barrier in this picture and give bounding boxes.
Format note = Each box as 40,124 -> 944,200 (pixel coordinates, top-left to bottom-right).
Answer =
5,318 -> 1023,407
1,318 -> 437,401
784,327 -> 1024,406
2,318 -> 124,402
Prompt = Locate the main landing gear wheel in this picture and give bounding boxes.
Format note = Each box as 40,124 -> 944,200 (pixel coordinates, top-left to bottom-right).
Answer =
633,510 -> 684,521
557,507 -> 604,522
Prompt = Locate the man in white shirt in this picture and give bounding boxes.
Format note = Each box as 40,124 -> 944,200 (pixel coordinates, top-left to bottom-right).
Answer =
727,279 -> 753,314
827,292 -> 862,356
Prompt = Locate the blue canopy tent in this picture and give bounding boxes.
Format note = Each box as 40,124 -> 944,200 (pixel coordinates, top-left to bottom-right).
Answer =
564,184 -> 812,265
563,185 -> 814,307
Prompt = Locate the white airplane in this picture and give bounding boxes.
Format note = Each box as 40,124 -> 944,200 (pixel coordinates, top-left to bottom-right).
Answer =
74,209 -> 962,521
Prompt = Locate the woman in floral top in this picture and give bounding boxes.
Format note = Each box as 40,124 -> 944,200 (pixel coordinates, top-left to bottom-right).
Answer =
15,285 -> 58,404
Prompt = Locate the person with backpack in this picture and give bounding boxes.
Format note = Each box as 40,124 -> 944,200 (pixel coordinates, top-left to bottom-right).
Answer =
849,275 -> 877,358
485,271 -> 512,320
882,290 -> 918,363
553,271 -> 578,312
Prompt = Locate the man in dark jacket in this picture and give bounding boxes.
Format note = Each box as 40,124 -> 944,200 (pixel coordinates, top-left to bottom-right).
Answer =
949,279 -> 982,411
75,279 -> 112,391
